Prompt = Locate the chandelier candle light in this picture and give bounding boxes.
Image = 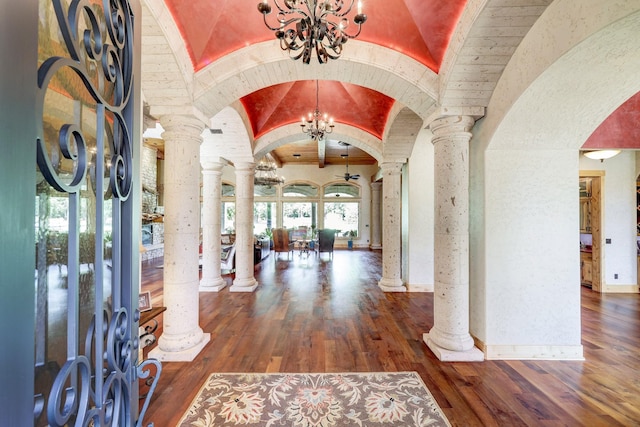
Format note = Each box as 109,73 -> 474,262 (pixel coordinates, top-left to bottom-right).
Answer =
301,80 -> 334,141
254,157 -> 285,186
257,0 -> 367,64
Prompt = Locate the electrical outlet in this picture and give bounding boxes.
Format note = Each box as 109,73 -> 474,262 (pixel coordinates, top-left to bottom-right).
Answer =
614,273 -> 618,279
606,238 -> 612,244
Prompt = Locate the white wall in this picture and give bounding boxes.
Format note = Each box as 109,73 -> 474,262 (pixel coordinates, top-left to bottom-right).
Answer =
405,128 -> 435,291
472,146 -> 583,360
465,0 -> 640,361
580,151 -> 637,291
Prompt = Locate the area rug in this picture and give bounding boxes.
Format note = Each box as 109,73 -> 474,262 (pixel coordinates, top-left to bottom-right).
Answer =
177,372 -> 451,426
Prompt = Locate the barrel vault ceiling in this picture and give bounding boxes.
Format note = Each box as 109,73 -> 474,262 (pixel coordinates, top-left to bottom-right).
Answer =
141,1 -> 640,166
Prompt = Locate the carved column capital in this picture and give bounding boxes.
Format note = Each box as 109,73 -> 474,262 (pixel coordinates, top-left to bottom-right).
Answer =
234,161 -> 256,173
159,115 -> 206,144
200,160 -> 225,173
429,115 -> 476,144
379,161 -> 404,176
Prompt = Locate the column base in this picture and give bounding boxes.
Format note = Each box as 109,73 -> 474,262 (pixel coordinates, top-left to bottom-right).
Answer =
230,277 -> 258,292
378,277 -> 406,292
423,333 -> 484,362
149,333 -> 210,362
369,244 -> 382,250
199,277 -> 227,292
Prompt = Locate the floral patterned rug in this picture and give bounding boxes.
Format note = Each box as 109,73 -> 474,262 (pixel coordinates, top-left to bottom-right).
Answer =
177,372 -> 451,426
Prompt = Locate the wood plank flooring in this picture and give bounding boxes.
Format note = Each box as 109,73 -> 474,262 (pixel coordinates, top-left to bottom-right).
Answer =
140,250 -> 640,426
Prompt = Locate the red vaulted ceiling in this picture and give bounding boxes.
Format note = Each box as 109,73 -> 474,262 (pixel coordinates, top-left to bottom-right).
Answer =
583,92 -> 640,150
163,0 -> 638,149
163,0 -> 466,140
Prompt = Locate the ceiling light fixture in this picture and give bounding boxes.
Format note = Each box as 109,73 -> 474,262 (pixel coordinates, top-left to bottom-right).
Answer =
254,156 -> 285,186
257,0 -> 367,64
583,149 -> 621,162
301,80 -> 334,141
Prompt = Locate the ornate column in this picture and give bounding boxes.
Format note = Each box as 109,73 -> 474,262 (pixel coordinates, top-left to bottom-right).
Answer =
149,115 -> 210,362
378,162 -> 406,292
423,115 -> 483,361
230,162 -> 258,292
370,181 -> 382,250
199,160 -> 226,292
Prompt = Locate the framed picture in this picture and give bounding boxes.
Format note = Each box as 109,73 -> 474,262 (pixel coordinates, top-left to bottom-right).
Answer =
138,291 -> 152,312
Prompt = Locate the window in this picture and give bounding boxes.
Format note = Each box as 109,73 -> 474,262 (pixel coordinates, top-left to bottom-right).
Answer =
282,202 -> 316,229
322,182 -> 359,237
283,183 -> 318,197
254,202 -> 277,235
254,184 -> 277,197
222,202 -> 235,234
221,182 -> 235,233
324,183 -> 359,198
222,183 -> 235,197
324,201 -> 359,237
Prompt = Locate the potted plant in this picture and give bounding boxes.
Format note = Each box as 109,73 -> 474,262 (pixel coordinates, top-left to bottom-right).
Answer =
308,225 -> 317,249
264,228 -> 274,249
347,229 -> 356,250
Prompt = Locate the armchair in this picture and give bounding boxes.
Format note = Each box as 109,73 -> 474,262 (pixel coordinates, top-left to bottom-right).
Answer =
272,228 -> 294,259
316,229 -> 336,259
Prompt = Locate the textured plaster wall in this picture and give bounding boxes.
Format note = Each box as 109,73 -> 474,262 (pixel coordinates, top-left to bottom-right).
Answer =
405,128 -> 435,291
485,149 -> 581,347
469,0 -> 640,359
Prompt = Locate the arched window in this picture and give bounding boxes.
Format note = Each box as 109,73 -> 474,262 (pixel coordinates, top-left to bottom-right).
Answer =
282,182 -> 318,230
323,182 -> 360,238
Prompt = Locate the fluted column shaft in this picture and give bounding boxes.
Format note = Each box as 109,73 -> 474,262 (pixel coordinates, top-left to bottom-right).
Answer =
150,115 -> 210,362
199,160 -> 226,292
423,115 -> 483,361
378,162 -> 406,292
370,181 -> 382,250
231,162 -> 258,292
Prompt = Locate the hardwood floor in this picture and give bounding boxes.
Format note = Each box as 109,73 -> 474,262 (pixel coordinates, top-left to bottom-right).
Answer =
140,250 -> 640,426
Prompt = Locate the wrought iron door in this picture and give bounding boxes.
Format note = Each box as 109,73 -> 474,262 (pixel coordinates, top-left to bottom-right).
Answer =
33,1 -> 159,425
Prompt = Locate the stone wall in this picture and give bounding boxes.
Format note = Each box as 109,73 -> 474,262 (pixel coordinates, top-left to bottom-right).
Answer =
141,144 -> 164,260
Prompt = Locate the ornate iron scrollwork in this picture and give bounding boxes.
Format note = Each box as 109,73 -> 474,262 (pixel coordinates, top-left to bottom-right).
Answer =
34,1 -> 159,426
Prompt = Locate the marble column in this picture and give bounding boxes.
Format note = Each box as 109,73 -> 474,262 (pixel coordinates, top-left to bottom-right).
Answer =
230,162 -> 258,292
199,160 -> 226,292
423,115 -> 483,362
378,162 -> 406,292
149,115 -> 210,362
370,181 -> 382,250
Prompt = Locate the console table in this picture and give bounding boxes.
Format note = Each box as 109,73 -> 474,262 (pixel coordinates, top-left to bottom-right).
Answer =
139,306 -> 166,348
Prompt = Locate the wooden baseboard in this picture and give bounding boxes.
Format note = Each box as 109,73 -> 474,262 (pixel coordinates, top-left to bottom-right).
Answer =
601,284 -> 639,293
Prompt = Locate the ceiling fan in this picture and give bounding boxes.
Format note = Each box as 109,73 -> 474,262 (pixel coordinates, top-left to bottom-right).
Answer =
336,142 -> 360,182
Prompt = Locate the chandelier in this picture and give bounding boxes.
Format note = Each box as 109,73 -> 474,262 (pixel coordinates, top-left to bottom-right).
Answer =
257,0 -> 367,64
254,156 -> 285,186
301,80 -> 334,141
